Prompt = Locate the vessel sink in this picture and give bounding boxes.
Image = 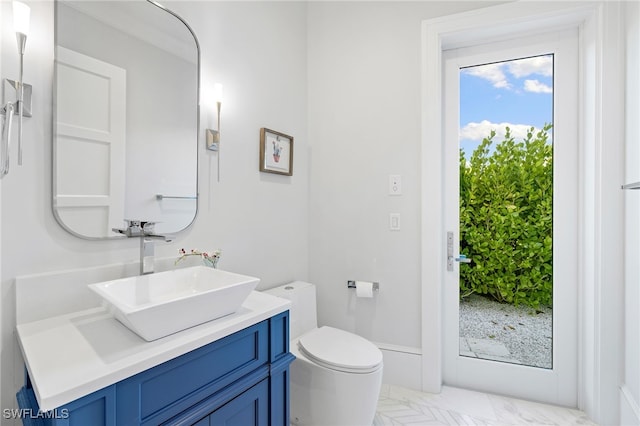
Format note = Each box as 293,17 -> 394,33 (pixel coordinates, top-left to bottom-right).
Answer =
88,266 -> 259,341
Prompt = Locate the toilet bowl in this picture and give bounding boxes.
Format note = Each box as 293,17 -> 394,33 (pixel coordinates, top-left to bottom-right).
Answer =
265,281 -> 383,426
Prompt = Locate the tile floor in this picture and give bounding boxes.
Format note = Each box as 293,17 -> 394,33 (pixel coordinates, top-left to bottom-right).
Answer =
374,384 -> 596,426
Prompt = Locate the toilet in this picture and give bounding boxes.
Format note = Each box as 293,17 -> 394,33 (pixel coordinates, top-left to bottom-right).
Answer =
265,281 -> 383,426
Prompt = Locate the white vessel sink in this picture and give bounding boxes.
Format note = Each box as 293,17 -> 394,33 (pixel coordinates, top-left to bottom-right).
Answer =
88,266 -> 259,341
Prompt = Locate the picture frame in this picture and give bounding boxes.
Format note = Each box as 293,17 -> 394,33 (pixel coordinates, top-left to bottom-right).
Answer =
260,128 -> 293,176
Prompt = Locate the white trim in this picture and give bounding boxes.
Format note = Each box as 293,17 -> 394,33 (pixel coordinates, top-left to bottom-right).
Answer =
427,3 -> 594,52
377,344 -> 422,391
420,16 -> 443,393
620,385 -> 640,425
421,2 -> 624,424
577,7 -> 597,417
373,341 -> 421,356
585,3 -> 626,424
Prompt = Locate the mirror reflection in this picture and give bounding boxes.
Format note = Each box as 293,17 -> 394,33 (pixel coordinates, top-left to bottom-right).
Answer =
53,0 -> 199,239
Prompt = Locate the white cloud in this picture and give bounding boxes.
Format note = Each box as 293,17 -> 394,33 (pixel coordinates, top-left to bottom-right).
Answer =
524,79 -> 552,94
463,63 -> 510,89
462,55 -> 553,91
459,120 -> 539,142
507,56 -> 552,78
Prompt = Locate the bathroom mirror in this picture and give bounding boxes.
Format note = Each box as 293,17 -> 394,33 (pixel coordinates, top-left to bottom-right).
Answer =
53,0 -> 199,239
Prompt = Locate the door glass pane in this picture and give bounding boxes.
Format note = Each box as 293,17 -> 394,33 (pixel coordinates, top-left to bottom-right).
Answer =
458,55 -> 553,369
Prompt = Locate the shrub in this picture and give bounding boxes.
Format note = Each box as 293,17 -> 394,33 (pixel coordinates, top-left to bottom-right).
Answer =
459,124 -> 553,308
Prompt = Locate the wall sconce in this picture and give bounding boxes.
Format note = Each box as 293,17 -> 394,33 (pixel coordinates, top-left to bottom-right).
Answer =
206,83 -> 223,152
0,1 -> 33,177
206,83 -> 223,182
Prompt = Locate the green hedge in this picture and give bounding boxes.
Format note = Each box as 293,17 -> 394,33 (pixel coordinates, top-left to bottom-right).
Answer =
459,124 -> 553,308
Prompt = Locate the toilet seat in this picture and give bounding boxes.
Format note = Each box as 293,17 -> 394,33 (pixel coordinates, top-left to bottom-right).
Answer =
297,326 -> 383,374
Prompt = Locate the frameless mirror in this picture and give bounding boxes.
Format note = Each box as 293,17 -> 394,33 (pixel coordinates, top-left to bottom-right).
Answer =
53,0 -> 199,239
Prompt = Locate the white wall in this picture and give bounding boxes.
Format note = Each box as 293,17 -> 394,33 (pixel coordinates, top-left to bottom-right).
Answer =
622,2 -> 640,424
307,0 -> 498,355
0,1 -> 308,420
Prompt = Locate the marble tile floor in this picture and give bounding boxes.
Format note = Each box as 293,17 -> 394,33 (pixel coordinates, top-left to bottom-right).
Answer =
374,384 -> 596,426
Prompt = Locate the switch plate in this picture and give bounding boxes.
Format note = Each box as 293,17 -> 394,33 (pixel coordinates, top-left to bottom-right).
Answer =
389,213 -> 401,231
389,175 -> 402,195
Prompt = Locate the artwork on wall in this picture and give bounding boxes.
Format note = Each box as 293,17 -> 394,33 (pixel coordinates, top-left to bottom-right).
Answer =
260,128 -> 293,176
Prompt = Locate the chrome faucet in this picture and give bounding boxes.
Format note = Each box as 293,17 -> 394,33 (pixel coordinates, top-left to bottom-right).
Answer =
112,220 -> 172,275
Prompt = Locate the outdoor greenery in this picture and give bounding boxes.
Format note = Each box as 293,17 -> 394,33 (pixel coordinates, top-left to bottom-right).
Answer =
459,124 -> 553,308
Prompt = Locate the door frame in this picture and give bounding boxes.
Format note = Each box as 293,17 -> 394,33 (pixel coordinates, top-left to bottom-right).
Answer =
421,2 -> 625,424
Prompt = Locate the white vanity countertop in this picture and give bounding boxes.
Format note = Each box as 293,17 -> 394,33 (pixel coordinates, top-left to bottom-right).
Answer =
16,291 -> 290,412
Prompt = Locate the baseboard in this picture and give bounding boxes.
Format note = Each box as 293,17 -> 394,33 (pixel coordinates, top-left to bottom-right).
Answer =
374,342 -> 422,390
620,385 -> 640,425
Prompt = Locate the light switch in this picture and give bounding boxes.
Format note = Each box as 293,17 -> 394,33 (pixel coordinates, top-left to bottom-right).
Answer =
389,175 -> 402,195
390,213 -> 401,231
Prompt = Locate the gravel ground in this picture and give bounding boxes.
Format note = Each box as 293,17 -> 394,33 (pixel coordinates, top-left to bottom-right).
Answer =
459,294 -> 552,369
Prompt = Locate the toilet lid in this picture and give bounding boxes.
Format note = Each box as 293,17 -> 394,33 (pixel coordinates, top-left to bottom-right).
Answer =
298,326 -> 383,374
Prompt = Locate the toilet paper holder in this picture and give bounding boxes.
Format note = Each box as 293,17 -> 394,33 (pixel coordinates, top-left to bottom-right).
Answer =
347,280 -> 379,291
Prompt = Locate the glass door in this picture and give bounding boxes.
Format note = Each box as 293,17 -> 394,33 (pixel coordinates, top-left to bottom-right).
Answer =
442,30 -> 578,406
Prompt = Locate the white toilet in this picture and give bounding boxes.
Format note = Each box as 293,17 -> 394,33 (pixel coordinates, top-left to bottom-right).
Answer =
265,281 -> 383,426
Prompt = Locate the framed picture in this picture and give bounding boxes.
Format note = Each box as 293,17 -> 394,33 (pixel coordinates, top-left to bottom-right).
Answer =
260,128 -> 293,176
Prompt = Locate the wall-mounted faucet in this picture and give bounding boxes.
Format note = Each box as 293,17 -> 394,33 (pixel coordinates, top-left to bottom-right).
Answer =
112,220 -> 172,275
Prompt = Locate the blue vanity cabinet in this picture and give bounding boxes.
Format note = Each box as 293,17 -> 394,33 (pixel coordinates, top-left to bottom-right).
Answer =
267,310 -> 292,426
207,378 -> 269,425
16,311 -> 293,426
16,380 -> 116,426
175,377 -> 270,426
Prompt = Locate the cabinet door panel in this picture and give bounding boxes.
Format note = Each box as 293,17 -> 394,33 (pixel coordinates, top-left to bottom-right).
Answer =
208,379 -> 268,426
16,382 -> 116,426
191,417 -> 209,426
269,311 -> 290,362
118,321 -> 269,425
269,354 -> 296,426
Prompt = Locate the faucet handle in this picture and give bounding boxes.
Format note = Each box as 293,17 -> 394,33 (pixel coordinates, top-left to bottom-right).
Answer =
112,219 -> 146,237
140,222 -> 172,242
124,219 -> 143,234
113,220 -> 165,238
112,219 -> 137,236
141,221 -> 156,233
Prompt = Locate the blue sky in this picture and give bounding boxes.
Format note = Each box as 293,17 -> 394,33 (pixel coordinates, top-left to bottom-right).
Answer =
459,55 -> 554,156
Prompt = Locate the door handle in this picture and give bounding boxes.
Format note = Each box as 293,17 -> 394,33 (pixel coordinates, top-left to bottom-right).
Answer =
447,253 -> 472,271
447,231 -> 472,271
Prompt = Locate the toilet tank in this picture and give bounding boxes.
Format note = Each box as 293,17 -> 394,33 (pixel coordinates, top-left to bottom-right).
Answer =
264,281 -> 317,339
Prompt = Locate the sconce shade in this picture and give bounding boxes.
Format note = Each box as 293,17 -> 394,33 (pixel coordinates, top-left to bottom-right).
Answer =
214,83 -> 223,104
13,1 -> 30,36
